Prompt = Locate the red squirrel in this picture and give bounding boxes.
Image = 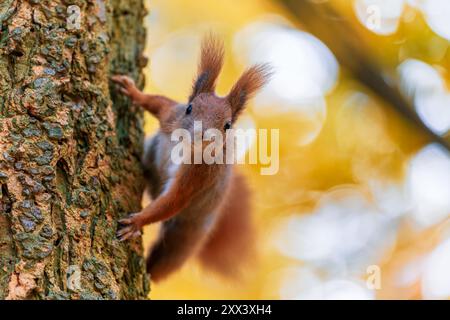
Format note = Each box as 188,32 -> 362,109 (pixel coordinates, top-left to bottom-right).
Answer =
112,34 -> 271,282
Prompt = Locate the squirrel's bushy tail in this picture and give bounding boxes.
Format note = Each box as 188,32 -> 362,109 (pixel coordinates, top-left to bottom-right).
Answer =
197,172 -> 255,278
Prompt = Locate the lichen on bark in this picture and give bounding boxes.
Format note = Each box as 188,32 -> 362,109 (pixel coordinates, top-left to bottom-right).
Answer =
0,0 -> 149,299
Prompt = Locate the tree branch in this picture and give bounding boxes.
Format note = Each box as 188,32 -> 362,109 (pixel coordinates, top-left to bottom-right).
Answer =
277,0 -> 450,152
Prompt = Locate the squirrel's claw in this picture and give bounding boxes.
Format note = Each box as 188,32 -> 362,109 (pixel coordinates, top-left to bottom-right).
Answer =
111,75 -> 135,87
111,75 -> 137,97
117,227 -> 141,242
117,213 -> 142,241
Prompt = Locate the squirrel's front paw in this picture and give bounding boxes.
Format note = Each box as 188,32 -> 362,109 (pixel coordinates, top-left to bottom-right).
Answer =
117,213 -> 142,241
111,75 -> 138,98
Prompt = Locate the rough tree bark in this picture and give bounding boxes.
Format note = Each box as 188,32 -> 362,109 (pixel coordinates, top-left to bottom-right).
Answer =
0,0 -> 149,299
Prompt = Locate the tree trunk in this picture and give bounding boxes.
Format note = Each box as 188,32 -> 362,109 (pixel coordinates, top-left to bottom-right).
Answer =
0,0 -> 149,299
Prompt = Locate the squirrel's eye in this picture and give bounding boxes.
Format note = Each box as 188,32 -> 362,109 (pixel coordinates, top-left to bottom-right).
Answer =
224,122 -> 232,131
186,104 -> 193,115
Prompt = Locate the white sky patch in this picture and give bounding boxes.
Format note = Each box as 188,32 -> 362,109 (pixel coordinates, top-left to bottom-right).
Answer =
233,17 -> 338,145
418,0 -> 450,41
398,59 -> 450,135
415,93 -> 450,135
368,179 -> 412,219
398,59 -> 445,97
234,20 -> 338,104
354,0 -> 406,35
278,267 -> 374,300
355,0 -> 450,41
294,279 -> 375,300
422,238 -> 450,299
278,267 -> 322,300
406,144 -> 450,228
395,258 -> 424,287
274,187 -> 397,274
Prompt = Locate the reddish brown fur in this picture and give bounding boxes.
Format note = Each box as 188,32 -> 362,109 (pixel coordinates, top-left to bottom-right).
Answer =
189,34 -> 225,101
198,173 -> 254,278
228,64 -> 273,121
112,34 -> 271,281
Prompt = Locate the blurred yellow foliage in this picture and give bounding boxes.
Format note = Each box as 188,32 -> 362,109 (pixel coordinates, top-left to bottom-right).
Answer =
140,0 -> 450,300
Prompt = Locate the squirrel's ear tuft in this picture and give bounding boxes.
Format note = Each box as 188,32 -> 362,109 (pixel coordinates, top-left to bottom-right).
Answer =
189,34 -> 225,102
227,63 -> 272,121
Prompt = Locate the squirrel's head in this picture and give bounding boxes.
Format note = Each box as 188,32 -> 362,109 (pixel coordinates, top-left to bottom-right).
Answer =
171,34 -> 272,149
